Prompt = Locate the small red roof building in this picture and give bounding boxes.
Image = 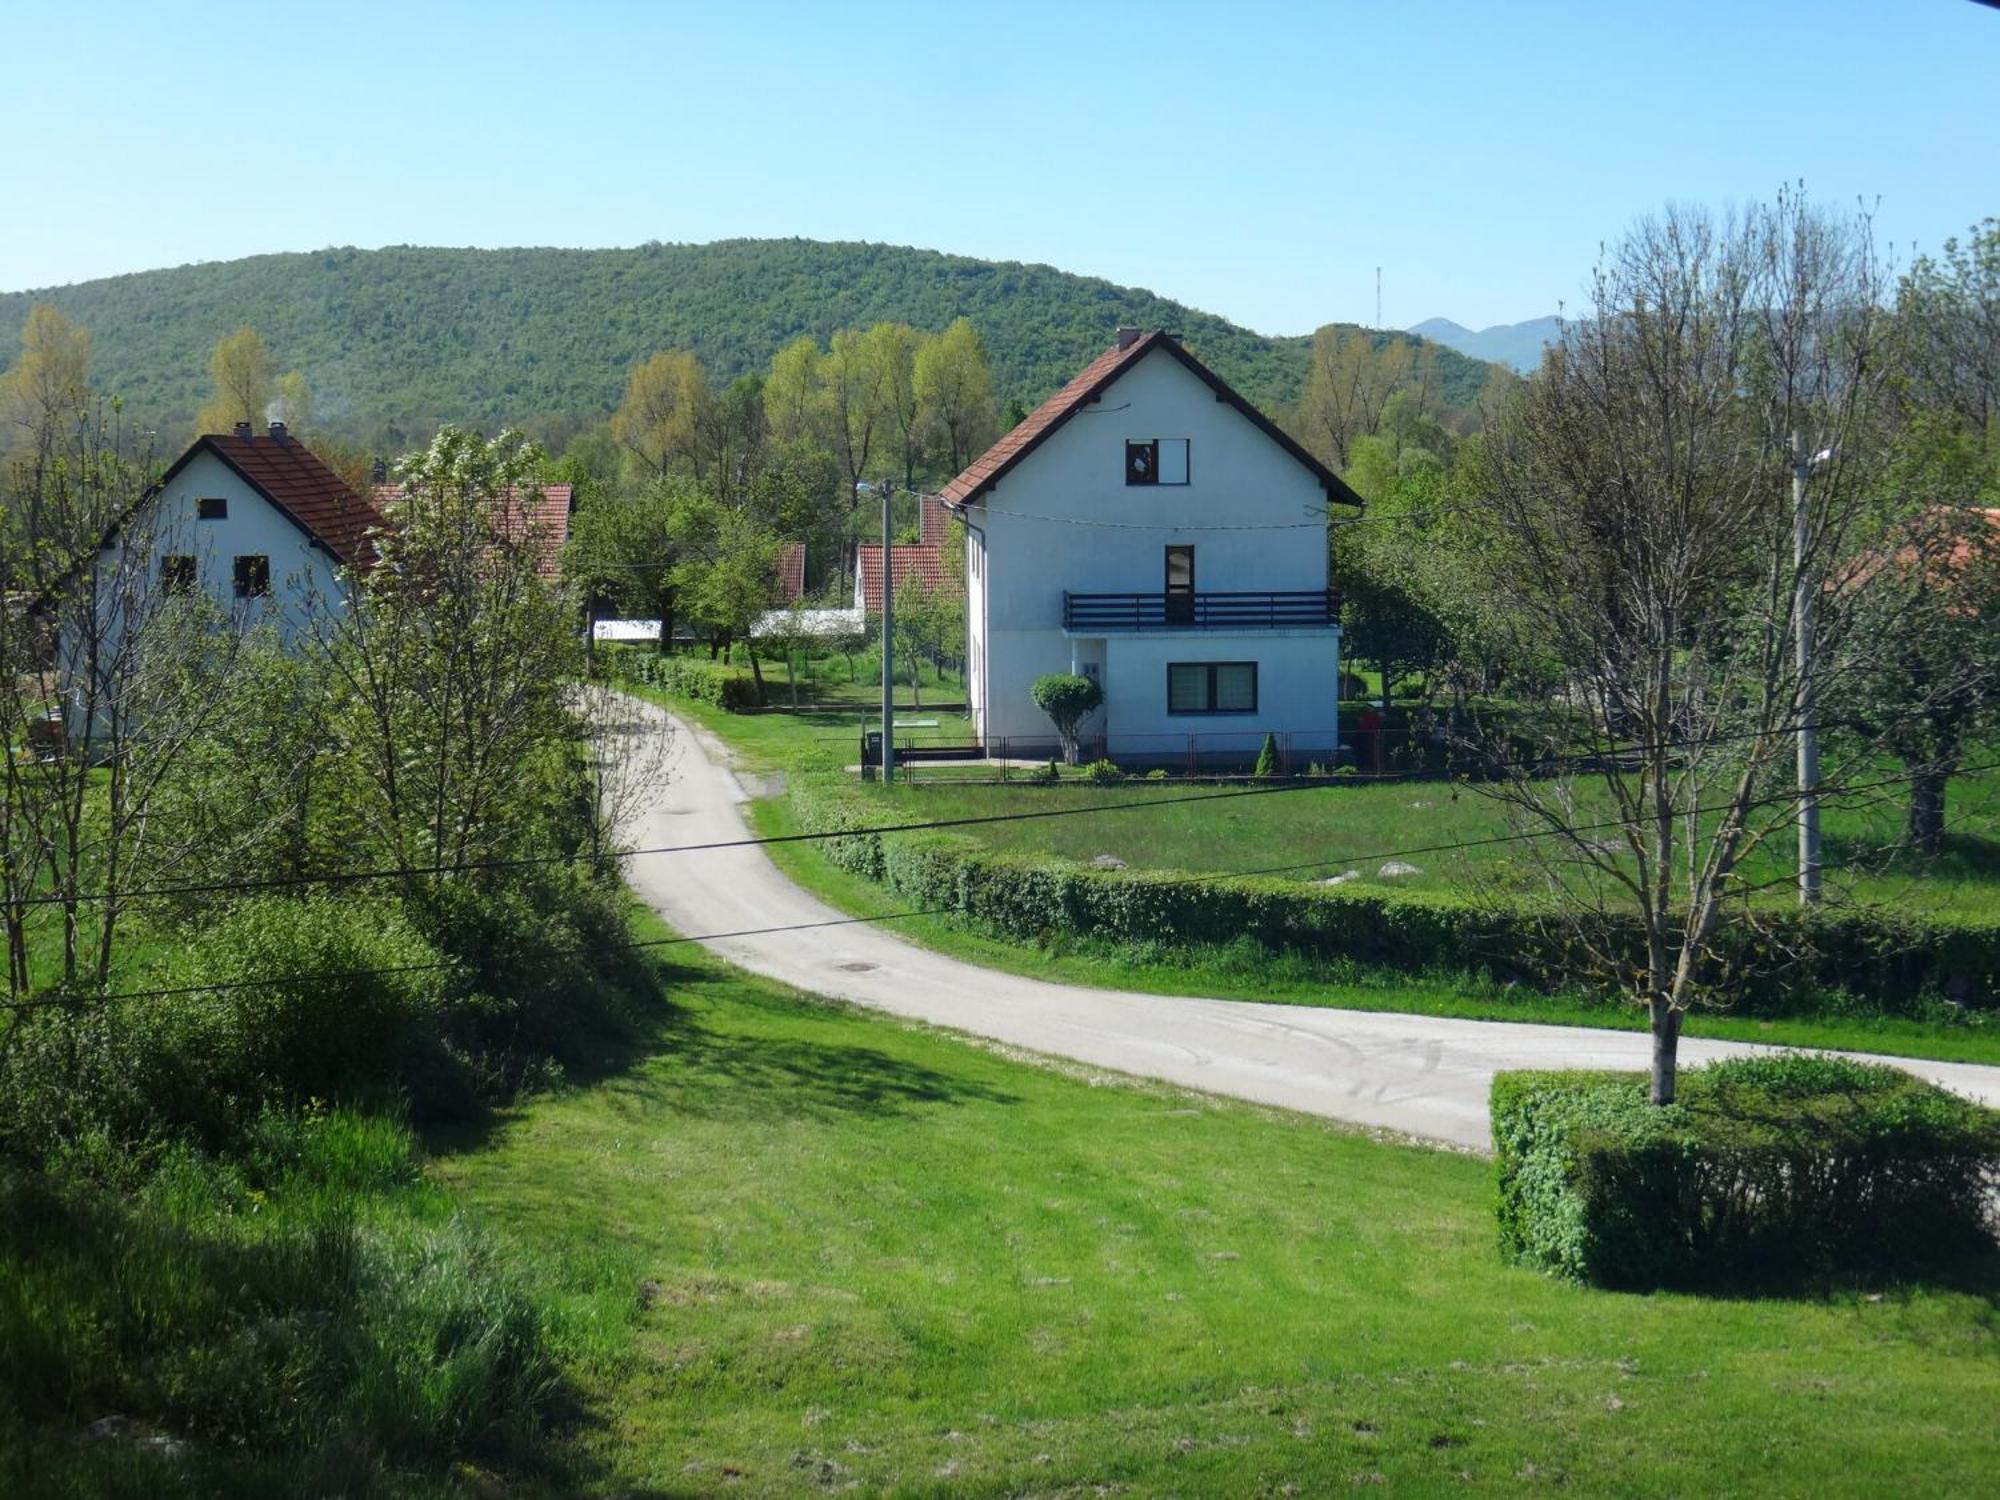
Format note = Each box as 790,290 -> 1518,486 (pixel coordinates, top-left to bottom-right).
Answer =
854,493 -> 959,613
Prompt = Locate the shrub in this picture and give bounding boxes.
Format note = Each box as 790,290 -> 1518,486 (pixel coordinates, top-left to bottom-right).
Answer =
612,649 -> 760,711
1082,758 -> 1123,784
1030,673 -> 1102,764
0,900 -> 452,1165
785,775 -> 2000,1012
1145,768 -> 1170,781
1255,733 -> 1279,776
1030,759 -> 1061,785
1492,1057 -> 2000,1288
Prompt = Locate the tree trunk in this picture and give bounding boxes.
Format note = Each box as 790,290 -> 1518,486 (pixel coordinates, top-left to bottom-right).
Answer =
909,652 -> 922,708
1908,762 -> 1951,857
746,646 -> 767,705
1648,1000 -> 1682,1105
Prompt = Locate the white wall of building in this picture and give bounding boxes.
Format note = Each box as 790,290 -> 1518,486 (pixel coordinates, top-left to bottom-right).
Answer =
965,344 -> 1340,754
97,449 -> 356,639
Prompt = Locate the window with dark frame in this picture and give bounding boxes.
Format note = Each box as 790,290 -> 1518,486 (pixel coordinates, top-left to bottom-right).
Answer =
1165,544 -> 1194,624
233,554 -> 271,598
1125,438 -> 1189,486
159,555 -> 196,594
196,496 -> 228,520
1166,661 -> 1257,715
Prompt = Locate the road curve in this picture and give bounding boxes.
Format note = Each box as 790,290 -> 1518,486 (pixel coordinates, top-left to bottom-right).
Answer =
616,695 -> 2000,1150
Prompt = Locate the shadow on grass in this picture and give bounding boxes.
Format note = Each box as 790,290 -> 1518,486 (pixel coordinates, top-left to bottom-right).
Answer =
428,954 -> 1019,1158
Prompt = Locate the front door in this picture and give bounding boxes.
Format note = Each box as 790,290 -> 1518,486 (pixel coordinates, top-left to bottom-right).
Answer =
1165,545 -> 1194,625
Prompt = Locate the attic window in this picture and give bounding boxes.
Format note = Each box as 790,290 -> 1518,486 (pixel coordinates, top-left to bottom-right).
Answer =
233,555 -> 271,598
197,496 -> 228,520
1125,439 -> 1190,486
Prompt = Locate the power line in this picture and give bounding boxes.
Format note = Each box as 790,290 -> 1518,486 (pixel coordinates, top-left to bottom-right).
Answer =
6,713 -> 1884,911
13,749 -> 1982,1013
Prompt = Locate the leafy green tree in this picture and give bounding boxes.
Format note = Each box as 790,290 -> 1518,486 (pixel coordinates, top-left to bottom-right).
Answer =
763,335 -> 825,448
565,478 -> 688,653
1032,673 -> 1102,764
195,326 -> 276,434
613,349 -> 714,483
669,498 -> 782,700
1,304 -> 90,465
316,427 -> 580,876
915,317 -> 998,473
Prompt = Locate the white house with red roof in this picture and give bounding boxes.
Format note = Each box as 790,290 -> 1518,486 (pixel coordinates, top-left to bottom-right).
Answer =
941,329 -> 1362,761
87,420 -> 386,637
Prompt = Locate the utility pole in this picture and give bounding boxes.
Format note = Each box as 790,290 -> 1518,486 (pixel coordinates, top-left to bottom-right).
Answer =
1793,433 -> 1821,905
880,480 -> 895,786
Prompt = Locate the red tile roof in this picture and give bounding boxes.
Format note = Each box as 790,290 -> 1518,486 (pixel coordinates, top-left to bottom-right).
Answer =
372,481 -> 574,578
197,432 -> 387,566
937,329 -> 1363,510
777,542 -> 807,602
856,543 -> 957,614
938,334 -> 1161,508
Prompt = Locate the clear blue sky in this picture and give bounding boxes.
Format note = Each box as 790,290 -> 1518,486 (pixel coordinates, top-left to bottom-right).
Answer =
3,0 -> 1993,333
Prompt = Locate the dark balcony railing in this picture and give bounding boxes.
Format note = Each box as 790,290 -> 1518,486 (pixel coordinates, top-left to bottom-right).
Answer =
1063,588 -> 1341,631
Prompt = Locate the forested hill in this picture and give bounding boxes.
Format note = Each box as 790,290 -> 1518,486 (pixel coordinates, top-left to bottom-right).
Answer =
0,240 -> 1498,448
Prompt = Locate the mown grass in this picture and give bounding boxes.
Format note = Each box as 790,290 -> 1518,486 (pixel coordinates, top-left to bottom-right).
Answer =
744,792 -> 2000,1066
628,656 -> 2000,918
437,933 -> 2000,1496
625,675 -> 2000,1065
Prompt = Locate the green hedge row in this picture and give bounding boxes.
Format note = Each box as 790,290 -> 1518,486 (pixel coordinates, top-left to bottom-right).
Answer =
787,778 -> 2000,1012
1493,1057 -> 2000,1287
607,647 -> 761,711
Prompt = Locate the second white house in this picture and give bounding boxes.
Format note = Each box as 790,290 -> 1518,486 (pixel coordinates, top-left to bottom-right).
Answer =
941,328 -> 1363,763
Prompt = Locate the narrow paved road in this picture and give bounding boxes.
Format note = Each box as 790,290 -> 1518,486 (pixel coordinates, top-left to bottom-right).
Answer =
618,695 -> 2000,1150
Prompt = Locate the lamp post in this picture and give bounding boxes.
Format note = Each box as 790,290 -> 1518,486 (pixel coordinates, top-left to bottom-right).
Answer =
1793,436 -> 1834,906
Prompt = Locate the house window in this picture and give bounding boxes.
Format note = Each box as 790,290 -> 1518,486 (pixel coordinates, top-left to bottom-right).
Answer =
196,496 -> 228,520
1165,545 -> 1194,624
1167,661 -> 1257,715
160,555 -> 196,594
233,555 -> 271,598
1126,439 -> 1190,486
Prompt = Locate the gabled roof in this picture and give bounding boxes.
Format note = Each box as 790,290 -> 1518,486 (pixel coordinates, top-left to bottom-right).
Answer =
937,330 -> 1364,511
163,430 -> 387,565
372,481 -> 574,578
777,542 -> 807,602
855,543 -> 958,614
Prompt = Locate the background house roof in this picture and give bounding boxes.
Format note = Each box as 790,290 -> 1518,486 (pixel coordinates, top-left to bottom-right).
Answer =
372,481 -> 574,578
938,329 -> 1364,510
855,544 -> 954,613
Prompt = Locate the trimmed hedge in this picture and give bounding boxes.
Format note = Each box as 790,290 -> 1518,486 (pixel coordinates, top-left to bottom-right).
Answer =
786,778 -> 2000,1012
608,647 -> 761,711
1492,1057 -> 2000,1287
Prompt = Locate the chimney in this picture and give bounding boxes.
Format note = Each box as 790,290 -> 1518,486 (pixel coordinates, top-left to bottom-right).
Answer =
1116,327 -> 1142,350
267,420 -> 288,443
232,420 -> 252,439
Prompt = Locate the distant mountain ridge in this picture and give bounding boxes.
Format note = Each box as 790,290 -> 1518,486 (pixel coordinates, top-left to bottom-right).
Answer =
1408,315 -> 1561,373
0,239 -> 1501,449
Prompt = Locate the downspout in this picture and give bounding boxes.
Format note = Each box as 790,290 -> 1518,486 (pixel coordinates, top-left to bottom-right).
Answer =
956,502 -> 988,747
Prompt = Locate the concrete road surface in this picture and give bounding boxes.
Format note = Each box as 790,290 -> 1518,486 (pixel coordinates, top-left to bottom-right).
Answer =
613,694 -> 2000,1151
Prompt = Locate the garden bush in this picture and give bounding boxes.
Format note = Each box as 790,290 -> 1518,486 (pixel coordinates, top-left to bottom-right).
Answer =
607,646 -> 760,711
1492,1057 -> 2000,1288
1082,758 -> 1124,784
784,777 -> 2000,1011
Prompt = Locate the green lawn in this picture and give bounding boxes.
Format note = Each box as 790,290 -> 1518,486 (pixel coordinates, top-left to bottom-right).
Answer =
435,940 -> 2000,1496
744,792 -> 2000,1066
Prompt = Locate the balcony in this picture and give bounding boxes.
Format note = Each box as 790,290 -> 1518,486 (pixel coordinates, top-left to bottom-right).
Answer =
1063,588 -> 1341,632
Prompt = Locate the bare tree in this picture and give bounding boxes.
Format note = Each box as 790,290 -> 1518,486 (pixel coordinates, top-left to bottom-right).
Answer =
1465,193 -> 1902,1104
0,404 -> 247,997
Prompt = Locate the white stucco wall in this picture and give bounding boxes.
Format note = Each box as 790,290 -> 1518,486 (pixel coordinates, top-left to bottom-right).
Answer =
95,449 -> 356,638
966,343 -> 1340,754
